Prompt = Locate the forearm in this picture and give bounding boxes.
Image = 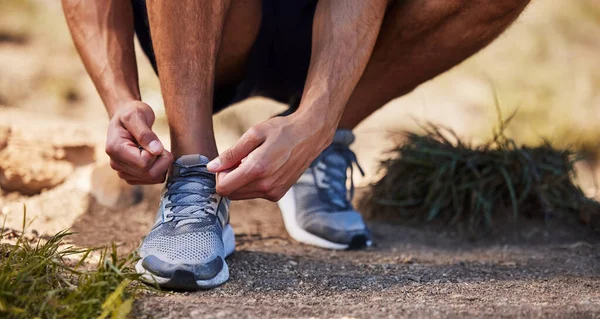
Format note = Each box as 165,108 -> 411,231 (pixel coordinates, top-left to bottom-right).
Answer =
62,0 -> 140,118
296,0 -> 387,132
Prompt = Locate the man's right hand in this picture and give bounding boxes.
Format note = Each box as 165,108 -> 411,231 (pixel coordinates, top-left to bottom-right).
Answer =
106,101 -> 173,185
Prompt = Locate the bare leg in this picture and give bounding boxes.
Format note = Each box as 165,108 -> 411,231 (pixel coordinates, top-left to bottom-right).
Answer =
147,0 -> 261,158
338,0 -> 530,129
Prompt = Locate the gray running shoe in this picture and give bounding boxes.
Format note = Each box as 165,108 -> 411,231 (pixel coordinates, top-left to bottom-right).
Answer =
135,155 -> 235,290
277,129 -> 372,250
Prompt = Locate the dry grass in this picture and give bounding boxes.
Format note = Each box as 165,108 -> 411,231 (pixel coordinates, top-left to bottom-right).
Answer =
0,211 -> 150,319
365,109 -> 600,235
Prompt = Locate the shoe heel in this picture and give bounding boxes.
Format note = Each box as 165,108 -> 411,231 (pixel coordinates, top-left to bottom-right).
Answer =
223,224 -> 235,257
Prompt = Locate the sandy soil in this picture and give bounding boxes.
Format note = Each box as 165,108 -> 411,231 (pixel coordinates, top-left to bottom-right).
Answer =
88,193 -> 600,319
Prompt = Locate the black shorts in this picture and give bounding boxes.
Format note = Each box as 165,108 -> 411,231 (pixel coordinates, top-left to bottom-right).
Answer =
131,0 -> 317,114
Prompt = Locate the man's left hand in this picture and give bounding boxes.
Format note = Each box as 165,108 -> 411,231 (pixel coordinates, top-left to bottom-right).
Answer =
207,114 -> 334,201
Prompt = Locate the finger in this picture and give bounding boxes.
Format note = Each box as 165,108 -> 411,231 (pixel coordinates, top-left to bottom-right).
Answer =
117,171 -> 146,185
110,159 -> 145,178
111,140 -> 158,172
230,172 -> 293,201
120,110 -> 164,156
215,138 -> 290,196
214,158 -> 266,196
226,179 -> 276,200
227,156 -> 307,201
112,151 -> 173,183
207,127 -> 265,172
145,151 -> 174,183
227,182 -> 287,201
227,192 -> 267,201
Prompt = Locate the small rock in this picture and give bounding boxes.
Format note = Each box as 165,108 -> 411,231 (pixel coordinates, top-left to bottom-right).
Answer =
89,163 -> 143,209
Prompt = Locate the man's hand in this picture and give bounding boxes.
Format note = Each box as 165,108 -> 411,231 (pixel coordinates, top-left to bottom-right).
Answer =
207,114 -> 334,201
106,101 -> 174,185
207,0 -> 386,200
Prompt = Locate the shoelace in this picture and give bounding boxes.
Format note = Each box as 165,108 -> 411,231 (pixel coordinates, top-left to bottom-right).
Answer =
312,144 -> 365,210
164,165 -> 217,224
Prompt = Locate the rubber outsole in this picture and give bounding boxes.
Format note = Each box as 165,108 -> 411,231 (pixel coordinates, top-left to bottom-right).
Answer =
277,187 -> 372,250
136,223 -> 236,290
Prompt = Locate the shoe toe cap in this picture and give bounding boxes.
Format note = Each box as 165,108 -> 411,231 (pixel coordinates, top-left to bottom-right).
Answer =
302,210 -> 370,246
141,255 -> 224,280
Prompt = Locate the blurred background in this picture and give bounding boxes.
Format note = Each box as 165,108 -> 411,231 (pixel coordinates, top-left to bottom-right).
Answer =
1,0 -> 600,237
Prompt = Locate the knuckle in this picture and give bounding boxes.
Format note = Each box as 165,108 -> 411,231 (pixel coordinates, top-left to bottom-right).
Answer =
251,162 -> 268,177
137,157 -> 153,171
117,172 -> 130,181
140,161 -> 153,172
149,170 -> 166,183
105,143 -> 116,156
245,126 -> 263,143
265,191 -> 281,202
216,185 -> 230,196
257,181 -> 272,193
109,160 -> 119,171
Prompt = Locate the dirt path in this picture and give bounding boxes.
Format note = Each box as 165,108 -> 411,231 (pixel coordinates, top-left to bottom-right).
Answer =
0,109 -> 597,318
63,187 -> 600,318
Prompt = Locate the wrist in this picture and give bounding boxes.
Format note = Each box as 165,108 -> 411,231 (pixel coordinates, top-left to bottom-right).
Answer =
289,111 -> 336,150
107,98 -> 143,119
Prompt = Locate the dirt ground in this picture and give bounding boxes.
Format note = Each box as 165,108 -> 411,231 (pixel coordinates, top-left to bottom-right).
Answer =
55,180 -> 599,319
81,188 -> 600,319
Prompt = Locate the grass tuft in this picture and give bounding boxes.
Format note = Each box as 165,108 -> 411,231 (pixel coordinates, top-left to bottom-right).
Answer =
0,210 -> 150,319
365,113 -> 600,234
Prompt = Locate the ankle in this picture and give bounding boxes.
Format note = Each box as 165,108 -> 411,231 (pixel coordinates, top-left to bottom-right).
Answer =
170,139 -> 219,160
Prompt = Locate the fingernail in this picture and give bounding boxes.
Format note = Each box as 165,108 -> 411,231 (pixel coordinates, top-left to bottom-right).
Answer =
148,140 -> 162,154
207,158 -> 221,171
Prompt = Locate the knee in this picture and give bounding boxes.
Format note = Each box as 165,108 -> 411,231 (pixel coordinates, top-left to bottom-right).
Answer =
421,0 -> 530,21
474,0 -> 530,21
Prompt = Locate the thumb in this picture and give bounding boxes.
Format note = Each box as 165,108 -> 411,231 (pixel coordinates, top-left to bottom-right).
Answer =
208,127 -> 264,172
121,111 -> 164,156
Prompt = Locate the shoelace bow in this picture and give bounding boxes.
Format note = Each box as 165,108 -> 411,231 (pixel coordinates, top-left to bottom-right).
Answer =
312,144 -> 365,210
164,165 -> 217,224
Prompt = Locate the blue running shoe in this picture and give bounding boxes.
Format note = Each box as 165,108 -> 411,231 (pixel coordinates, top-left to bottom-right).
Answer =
277,129 -> 372,250
136,155 -> 234,290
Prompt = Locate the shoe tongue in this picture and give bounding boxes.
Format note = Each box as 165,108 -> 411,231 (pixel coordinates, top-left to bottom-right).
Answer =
171,155 -> 211,178
176,154 -> 211,166
333,129 -> 355,146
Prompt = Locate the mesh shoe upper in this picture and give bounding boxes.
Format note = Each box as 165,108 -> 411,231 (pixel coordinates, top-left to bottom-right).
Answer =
139,155 -> 229,269
293,130 -> 370,245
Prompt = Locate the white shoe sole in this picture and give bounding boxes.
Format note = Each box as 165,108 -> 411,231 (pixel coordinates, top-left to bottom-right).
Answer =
135,223 -> 236,290
277,187 -> 350,250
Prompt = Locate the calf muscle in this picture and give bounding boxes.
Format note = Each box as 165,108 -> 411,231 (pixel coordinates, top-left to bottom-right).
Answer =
147,1 -> 232,158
